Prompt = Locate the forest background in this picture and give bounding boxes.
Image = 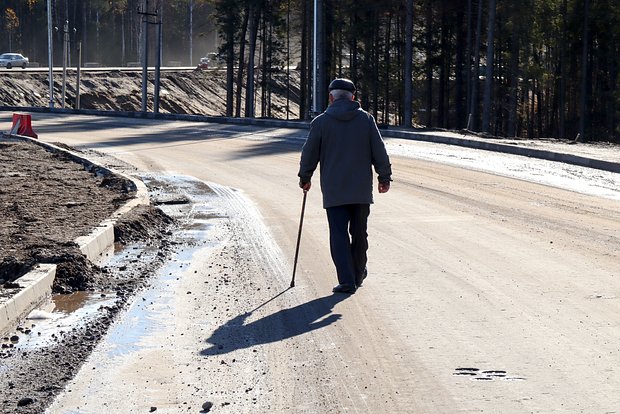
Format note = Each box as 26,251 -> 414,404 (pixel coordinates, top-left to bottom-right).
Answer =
1,0 -> 619,143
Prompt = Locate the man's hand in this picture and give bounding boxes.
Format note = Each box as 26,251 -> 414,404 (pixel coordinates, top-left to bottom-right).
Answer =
300,180 -> 311,191
378,181 -> 390,193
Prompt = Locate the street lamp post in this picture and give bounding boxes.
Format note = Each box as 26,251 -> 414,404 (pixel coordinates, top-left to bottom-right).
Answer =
311,0 -> 318,116
141,0 -> 149,113
61,20 -> 68,108
47,0 -> 54,109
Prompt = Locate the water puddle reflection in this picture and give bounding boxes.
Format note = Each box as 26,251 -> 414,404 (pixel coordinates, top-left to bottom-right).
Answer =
13,291 -> 117,349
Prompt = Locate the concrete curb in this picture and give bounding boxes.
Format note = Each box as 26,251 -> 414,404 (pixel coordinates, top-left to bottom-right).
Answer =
0,134 -> 149,336
380,129 -> 620,174
0,264 -> 56,336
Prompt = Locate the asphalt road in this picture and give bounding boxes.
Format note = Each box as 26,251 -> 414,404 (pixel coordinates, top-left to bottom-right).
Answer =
4,113 -> 620,413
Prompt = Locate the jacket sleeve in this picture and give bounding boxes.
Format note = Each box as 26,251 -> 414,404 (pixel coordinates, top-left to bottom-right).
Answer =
298,118 -> 321,183
368,115 -> 392,183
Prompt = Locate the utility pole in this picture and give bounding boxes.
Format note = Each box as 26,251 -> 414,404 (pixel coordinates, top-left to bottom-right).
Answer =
316,0 -> 325,113
403,0 -> 414,127
47,0 -> 54,109
139,0 -> 160,114
76,42 -> 82,109
140,0 -> 150,113
61,21 -> 69,108
311,0 -> 320,117
154,5 -> 162,114
189,0 -> 194,67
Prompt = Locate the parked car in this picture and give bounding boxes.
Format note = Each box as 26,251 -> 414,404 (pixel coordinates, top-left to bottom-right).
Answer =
197,52 -> 224,70
0,53 -> 28,69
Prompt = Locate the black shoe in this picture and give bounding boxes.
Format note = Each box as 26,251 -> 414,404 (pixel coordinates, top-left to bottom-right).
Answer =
356,269 -> 368,287
332,284 -> 357,294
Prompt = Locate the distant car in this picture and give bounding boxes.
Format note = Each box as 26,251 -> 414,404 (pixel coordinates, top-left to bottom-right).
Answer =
0,53 -> 28,69
197,52 -> 224,70
198,56 -> 210,69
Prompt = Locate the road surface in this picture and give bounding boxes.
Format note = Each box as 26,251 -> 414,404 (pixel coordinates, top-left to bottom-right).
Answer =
6,113 -> 619,413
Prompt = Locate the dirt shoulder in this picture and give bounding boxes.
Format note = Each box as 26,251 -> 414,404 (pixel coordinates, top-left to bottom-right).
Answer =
0,138 -> 177,413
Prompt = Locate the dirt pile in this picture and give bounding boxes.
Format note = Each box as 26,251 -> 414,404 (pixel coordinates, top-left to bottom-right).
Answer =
0,139 -> 170,293
0,69 -> 301,118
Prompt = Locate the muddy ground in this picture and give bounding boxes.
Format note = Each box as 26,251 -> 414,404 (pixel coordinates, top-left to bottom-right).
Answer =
0,138 -> 176,413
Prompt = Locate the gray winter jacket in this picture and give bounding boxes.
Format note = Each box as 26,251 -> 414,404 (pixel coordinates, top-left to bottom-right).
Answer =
298,98 -> 392,208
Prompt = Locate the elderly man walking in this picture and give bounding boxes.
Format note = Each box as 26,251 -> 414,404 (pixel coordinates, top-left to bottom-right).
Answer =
298,78 -> 392,294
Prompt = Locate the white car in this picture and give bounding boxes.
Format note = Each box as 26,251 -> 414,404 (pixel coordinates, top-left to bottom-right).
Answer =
197,52 -> 224,70
0,53 -> 29,69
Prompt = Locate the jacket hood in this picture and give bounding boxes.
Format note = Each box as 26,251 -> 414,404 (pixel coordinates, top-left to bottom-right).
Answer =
325,99 -> 362,121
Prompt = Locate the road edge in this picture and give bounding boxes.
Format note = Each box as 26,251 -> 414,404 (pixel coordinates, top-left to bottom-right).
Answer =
1,108 -> 617,174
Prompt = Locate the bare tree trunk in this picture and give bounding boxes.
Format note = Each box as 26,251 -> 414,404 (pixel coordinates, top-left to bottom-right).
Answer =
469,0 -> 483,131
464,0 -> 472,126
507,29 -> 519,137
438,0 -> 448,128
316,0 -> 326,112
350,13 -> 358,89
455,4 -> 466,128
235,9 -> 249,118
559,0 -> 567,139
260,16 -> 267,117
372,12 -> 380,119
121,12 -> 126,66
224,4 -> 241,117
482,0 -> 496,134
82,3 -> 88,63
245,3 -> 260,118
403,0 -> 414,127
579,0 -> 590,141
383,12 -> 392,125
425,0 -> 433,127
188,0 -> 194,66
300,0 -> 309,119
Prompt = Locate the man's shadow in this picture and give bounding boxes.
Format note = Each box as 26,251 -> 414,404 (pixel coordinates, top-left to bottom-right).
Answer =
200,291 -> 349,356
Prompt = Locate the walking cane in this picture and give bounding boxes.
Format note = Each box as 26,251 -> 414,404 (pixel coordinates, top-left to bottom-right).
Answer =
290,189 -> 308,288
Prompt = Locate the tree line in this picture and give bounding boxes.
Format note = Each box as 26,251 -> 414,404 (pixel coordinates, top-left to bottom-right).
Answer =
2,0 -> 619,142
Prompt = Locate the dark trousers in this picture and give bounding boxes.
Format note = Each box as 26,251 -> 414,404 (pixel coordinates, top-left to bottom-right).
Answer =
325,204 -> 370,286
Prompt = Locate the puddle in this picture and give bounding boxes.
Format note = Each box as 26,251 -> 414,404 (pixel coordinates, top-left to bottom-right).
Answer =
52,291 -> 114,314
96,174 -> 226,359
6,174 -> 225,355
11,291 -> 117,349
